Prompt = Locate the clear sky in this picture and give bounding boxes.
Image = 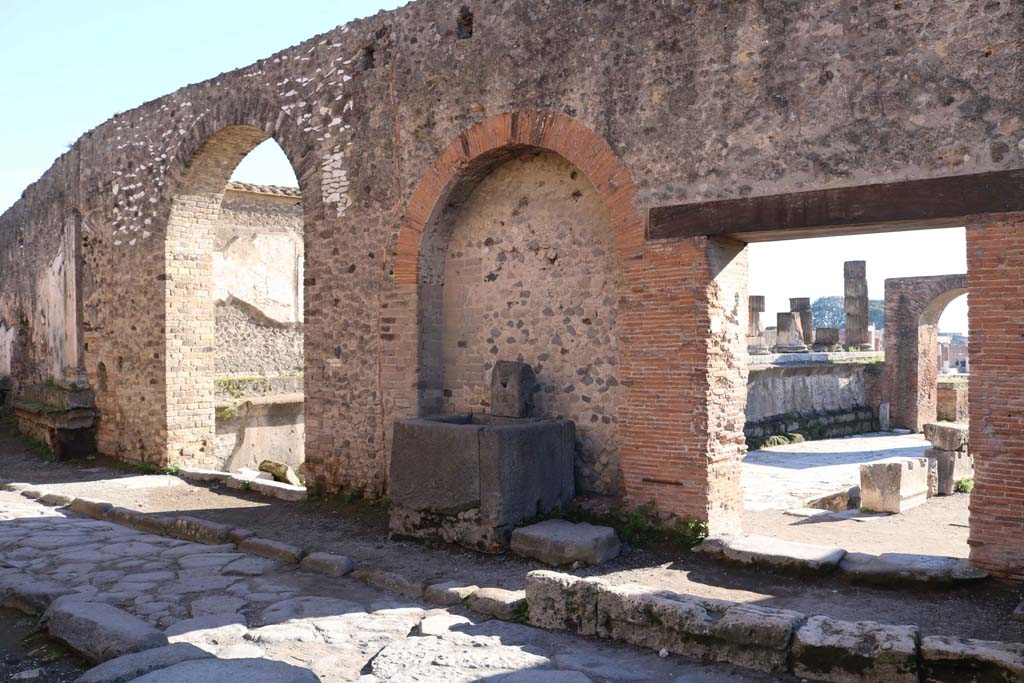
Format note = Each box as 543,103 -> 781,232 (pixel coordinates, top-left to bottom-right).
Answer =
0,0 -> 968,333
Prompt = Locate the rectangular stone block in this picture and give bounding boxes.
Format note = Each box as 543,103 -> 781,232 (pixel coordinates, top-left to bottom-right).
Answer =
525,570 -> 605,636
921,635 -> 1024,682
926,448 -> 974,496
923,422 -> 968,452
860,458 -> 929,513
793,615 -> 920,683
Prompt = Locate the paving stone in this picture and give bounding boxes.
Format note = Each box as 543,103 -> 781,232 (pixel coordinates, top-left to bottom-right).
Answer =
1015,600 -> 1024,622
165,613 -> 248,651
239,536 -> 305,563
170,516 -> 233,544
179,552 -> 245,569
370,635 -> 550,682
921,635 -> 1024,682
511,520 -> 621,566
0,571 -> 77,614
419,613 -> 472,636
224,555 -> 284,576
424,580 -> 479,605
467,587 -> 526,621
792,615 -> 919,683
353,569 -> 424,599
228,527 -> 256,544
499,673 -> 593,683
840,552 -> 988,586
300,551 -> 354,577
696,534 -> 847,574
256,596 -> 364,625
76,643 -> 213,683
218,643 -> 266,659
45,597 -> 168,663
160,543 -> 236,559
248,621 -> 322,643
551,652 -> 653,682
189,594 -> 248,617
127,658 -> 320,683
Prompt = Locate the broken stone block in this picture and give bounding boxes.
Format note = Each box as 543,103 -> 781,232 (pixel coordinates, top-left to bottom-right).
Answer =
45,597 -> 168,663
299,552 -> 354,577
860,458 -> 929,513
525,570 -> 606,636
258,460 -> 302,486
177,467 -> 231,484
511,520 -> 620,566
0,571 -> 77,615
695,534 -> 847,574
467,587 -> 526,621
923,422 -> 969,452
926,448 -> 974,496
792,615 -> 919,683
921,635 -> 1024,682
490,360 -> 536,418
927,458 -> 939,497
424,581 -> 479,606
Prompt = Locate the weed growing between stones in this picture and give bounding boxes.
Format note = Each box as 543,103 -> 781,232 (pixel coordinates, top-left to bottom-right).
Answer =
956,478 -> 974,494
511,600 -> 529,624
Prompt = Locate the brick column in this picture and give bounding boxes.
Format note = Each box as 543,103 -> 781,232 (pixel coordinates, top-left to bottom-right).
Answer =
966,213 -> 1024,581
620,236 -> 747,536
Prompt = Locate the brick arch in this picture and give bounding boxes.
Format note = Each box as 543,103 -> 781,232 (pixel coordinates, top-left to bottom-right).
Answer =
883,273 -> 968,431
392,111 -> 644,286
155,99 -> 323,466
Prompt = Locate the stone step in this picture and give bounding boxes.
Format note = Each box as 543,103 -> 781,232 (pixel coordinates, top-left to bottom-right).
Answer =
839,552 -> 989,586
695,535 -> 847,574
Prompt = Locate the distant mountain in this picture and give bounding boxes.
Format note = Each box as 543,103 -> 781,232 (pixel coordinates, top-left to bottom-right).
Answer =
811,296 -> 885,330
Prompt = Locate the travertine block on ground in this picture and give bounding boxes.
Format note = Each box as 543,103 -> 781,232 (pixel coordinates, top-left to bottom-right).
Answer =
511,520 -> 620,566
860,458 -> 929,513
467,587 -> 526,621
594,583 -> 802,672
925,448 -> 974,496
923,422 -> 968,452
921,635 -> 1024,682
248,478 -> 307,502
696,534 -> 846,573
792,615 -> 920,683
424,581 -> 479,606
525,570 -> 606,636
178,467 -> 231,484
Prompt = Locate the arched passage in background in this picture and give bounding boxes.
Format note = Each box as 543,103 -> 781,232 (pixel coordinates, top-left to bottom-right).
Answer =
163,124 -> 311,468
883,273 -> 968,431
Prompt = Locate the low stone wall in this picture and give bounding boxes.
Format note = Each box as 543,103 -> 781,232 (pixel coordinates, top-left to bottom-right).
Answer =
937,381 -> 968,422
214,395 -> 304,472
745,362 -> 881,447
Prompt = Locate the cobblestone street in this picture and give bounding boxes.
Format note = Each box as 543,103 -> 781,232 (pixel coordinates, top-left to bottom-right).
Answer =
0,492 -> 788,682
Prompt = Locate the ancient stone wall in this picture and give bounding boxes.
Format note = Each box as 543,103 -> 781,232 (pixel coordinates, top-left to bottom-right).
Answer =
0,0 -> 1020,552
435,152 -> 623,494
746,363 -> 877,424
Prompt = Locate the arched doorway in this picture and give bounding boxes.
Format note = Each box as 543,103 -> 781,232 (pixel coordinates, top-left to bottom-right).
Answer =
883,274 -> 968,431
163,125 -> 310,470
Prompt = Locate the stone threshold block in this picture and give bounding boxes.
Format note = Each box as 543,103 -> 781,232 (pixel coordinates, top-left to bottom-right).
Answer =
45,597 -> 169,663
178,467 -> 232,484
839,552 -> 988,586
248,478 -> 307,502
860,458 -> 929,513
792,615 -> 920,683
695,534 -> 847,574
510,519 -> 620,566
925,448 -> 974,496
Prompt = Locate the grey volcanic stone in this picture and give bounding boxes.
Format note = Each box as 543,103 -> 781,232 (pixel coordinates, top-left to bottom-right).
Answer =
511,520 -> 620,566
390,417 -> 483,514
1015,600 -> 1024,622
128,658 -> 319,683
0,572 -> 77,614
697,534 -> 846,573
467,587 -> 526,621
792,615 -> 919,683
923,422 -> 968,451
500,673 -> 593,683
45,598 -> 168,663
300,552 -> 354,577
76,643 -> 212,683
840,552 -> 988,586
921,636 -> 1024,682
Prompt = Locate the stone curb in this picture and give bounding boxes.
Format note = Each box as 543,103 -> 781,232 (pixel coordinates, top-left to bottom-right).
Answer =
523,570 -> 1024,683
177,468 -> 307,502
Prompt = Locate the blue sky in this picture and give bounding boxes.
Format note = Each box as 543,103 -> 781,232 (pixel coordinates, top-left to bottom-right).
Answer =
0,0 -> 967,332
